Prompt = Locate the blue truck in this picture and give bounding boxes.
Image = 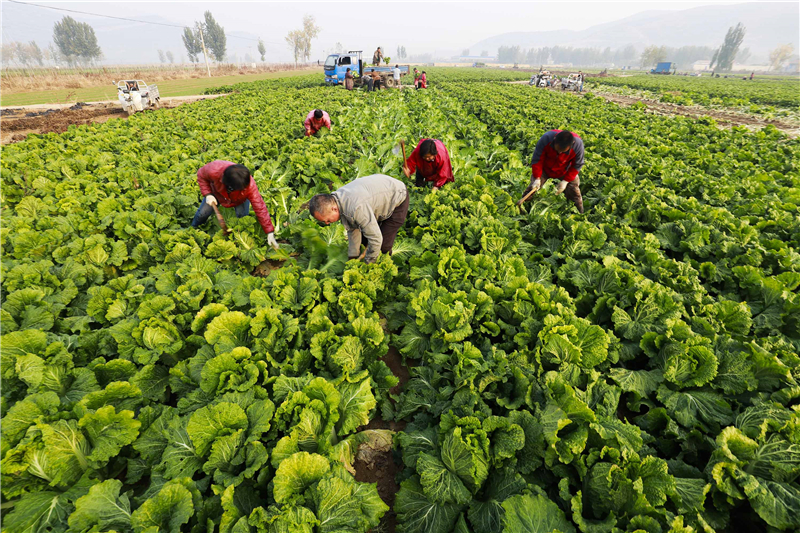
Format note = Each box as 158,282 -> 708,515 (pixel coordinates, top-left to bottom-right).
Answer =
324,50 -> 410,88
650,62 -> 676,75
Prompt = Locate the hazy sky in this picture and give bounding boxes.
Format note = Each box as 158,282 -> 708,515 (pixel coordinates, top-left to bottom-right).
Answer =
1,0 -> 782,62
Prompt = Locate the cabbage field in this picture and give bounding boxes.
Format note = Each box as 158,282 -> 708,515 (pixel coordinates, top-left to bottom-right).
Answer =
1,72 -> 799,533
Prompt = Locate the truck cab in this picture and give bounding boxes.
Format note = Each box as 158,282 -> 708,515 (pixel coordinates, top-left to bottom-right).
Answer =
324,51 -> 410,88
650,62 -> 676,75
324,51 -> 363,85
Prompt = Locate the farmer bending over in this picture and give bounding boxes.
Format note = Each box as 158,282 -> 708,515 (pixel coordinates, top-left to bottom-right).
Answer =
403,138 -> 453,191
309,174 -> 409,263
521,129 -> 585,213
192,160 -> 279,249
304,109 -> 332,136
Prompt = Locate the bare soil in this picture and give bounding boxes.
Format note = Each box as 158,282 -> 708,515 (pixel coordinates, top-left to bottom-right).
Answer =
355,346 -> 410,533
0,94 -> 226,144
510,81 -> 800,137
595,91 -> 800,136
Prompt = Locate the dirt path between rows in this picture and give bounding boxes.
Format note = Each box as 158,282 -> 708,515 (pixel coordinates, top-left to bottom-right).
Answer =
0,94 -> 228,145
594,91 -> 800,137
506,80 -> 799,137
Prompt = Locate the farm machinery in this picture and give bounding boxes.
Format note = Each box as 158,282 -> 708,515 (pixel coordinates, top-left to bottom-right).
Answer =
115,80 -> 160,115
530,71 -> 553,87
560,73 -> 582,92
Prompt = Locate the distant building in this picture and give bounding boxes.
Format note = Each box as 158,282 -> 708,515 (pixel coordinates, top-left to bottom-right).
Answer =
785,56 -> 800,73
693,60 -> 711,71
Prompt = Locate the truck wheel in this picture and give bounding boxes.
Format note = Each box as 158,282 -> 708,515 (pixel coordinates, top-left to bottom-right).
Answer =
385,78 -> 395,88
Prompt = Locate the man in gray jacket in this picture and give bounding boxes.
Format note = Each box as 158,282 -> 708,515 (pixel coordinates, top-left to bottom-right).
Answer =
309,174 -> 409,263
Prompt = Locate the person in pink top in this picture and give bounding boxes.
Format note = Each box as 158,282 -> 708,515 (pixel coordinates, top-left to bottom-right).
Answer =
191,160 -> 279,249
304,109 -> 332,136
403,138 -> 454,191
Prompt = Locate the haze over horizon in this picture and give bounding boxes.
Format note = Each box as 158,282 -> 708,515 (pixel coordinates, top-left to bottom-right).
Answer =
2,0 -> 797,65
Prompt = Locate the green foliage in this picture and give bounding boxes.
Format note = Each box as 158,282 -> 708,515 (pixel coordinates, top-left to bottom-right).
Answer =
1,69 -> 799,533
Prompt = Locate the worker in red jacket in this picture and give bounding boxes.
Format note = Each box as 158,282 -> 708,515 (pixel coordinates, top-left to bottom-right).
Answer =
403,138 -> 454,191
521,129 -> 585,213
304,109 -> 332,136
191,160 -> 279,249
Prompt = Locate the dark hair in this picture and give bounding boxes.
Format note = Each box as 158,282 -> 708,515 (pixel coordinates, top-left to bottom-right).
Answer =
422,71 -> 426,74
371,68 -> 375,72
309,194 -> 336,217
554,130 -> 574,150
395,64 -> 398,68
419,139 -> 437,157
346,67 -> 351,72
222,164 -> 251,191
314,109 -> 323,119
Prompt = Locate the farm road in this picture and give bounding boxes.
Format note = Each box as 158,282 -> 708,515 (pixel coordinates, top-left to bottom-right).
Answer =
0,94 -> 227,145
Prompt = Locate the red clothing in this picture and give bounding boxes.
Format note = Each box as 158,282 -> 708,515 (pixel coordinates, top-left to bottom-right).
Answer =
197,160 -> 275,234
405,138 -> 454,188
304,110 -> 331,136
530,129 -> 585,182
419,74 -> 427,88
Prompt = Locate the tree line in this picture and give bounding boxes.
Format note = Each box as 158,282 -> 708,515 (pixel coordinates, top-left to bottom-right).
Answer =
497,45 -> 639,67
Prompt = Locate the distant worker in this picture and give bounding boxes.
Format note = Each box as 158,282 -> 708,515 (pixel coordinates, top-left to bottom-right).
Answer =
413,68 -> 421,88
419,71 -> 428,89
393,64 -> 401,87
192,161 -> 279,249
309,174 -> 409,263
304,109 -> 332,136
578,71 -> 584,92
750,71 -> 755,80
520,130 -> 585,213
373,47 -> 383,66
369,69 -> 382,90
403,138 -> 453,191
345,68 -> 355,90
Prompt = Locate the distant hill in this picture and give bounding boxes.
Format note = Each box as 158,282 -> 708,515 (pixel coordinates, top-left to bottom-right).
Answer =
469,2 -> 799,60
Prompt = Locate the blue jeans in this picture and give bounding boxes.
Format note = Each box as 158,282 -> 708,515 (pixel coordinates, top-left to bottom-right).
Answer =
191,197 -> 251,227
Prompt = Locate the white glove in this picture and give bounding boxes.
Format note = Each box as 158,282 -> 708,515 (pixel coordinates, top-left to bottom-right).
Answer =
531,178 -> 541,190
267,232 -> 279,250
555,180 -> 569,195
205,195 -> 218,207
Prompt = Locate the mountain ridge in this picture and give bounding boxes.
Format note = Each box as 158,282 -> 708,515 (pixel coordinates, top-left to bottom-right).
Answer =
468,2 -> 798,59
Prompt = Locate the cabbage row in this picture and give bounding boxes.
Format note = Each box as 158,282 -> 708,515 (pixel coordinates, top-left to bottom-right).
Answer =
1,73 -> 799,533
589,74 -> 800,109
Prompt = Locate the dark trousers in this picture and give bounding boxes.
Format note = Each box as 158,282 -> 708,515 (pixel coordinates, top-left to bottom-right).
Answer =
528,172 -> 584,213
361,192 -> 409,255
365,77 -> 374,91
191,197 -> 251,227
414,169 -> 426,187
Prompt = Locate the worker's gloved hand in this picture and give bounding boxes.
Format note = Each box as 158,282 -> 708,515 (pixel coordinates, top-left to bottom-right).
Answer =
403,165 -> 411,178
522,178 -> 541,198
267,232 -> 279,250
555,180 -> 569,195
205,195 -> 218,207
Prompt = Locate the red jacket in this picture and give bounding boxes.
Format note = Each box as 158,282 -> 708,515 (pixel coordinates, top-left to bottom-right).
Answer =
530,129 -> 585,182
304,110 -> 331,136
197,160 -> 275,234
405,138 -> 454,188
419,74 -> 427,88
